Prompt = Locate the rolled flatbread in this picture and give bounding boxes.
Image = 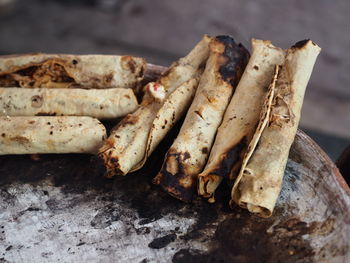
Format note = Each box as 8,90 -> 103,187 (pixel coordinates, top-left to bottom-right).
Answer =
198,39 -> 285,202
98,35 -> 211,177
154,36 -> 250,202
0,54 -> 146,89
0,87 -> 138,119
230,40 -> 321,217
0,116 -> 107,155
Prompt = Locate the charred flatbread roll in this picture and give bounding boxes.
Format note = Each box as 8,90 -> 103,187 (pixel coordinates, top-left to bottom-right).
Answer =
154,36 -> 250,202
198,39 -> 285,202
98,35 -> 211,177
230,40 -> 321,218
0,87 -> 138,119
0,54 -> 145,89
0,116 -> 106,154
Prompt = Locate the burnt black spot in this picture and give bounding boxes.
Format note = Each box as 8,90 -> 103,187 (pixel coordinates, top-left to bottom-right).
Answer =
1,133 -> 5,138
36,112 -> 57,116
215,35 -> 236,46
27,207 -> 41,211
148,233 -> 176,249
72,59 -> 78,65
154,171 -> 196,203
5,245 -> 12,251
153,150 -> 197,203
180,198 -> 221,242
215,35 -> 250,88
254,65 -> 259,70
50,131 -> 53,135
201,147 -> 208,154
173,212 -> 315,263
210,137 -> 247,179
291,39 -> 310,49
183,152 -> 191,160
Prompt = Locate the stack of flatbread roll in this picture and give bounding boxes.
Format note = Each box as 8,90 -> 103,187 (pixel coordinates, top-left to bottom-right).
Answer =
0,54 -> 145,154
0,35 -> 321,217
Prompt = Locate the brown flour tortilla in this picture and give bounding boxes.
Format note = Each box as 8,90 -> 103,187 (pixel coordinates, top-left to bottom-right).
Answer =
0,87 -> 138,119
0,54 -> 146,89
0,116 -> 106,155
230,40 -> 321,217
198,39 -> 285,202
154,36 -> 250,202
98,35 -> 211,177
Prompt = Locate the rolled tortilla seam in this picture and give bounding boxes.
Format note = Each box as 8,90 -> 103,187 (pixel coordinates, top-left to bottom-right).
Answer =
0,54 -> 146,89
0,87 -> 138,119
230,40 -> 321,218
154,36 -> 250,202
198,39 -> 285,202
98,35 -> 211,177
0,116 -> 107,155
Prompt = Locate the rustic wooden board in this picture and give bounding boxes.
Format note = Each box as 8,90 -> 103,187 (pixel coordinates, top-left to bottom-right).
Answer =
0,128 -> 349,263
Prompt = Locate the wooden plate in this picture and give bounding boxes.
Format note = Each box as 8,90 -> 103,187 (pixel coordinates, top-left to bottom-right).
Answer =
0,65 -> 349,263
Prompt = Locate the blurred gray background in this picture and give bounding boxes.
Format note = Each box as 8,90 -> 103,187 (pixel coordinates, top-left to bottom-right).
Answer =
0,0 -> 349,160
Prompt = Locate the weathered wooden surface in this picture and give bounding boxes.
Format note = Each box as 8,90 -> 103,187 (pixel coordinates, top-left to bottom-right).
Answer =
0,128 -> 349,263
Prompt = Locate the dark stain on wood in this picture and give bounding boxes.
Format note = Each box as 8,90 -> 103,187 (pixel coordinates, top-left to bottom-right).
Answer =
148,233 -> 176,249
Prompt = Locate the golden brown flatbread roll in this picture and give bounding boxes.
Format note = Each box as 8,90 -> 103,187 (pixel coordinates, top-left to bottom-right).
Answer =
0,87 -> 138,119
98,35 -> 211,177
230,40 -> 321,217
0,54 -> 145,89
0,116 -> 106,155
154,36 -> 250,202
198,39 -> 285,202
